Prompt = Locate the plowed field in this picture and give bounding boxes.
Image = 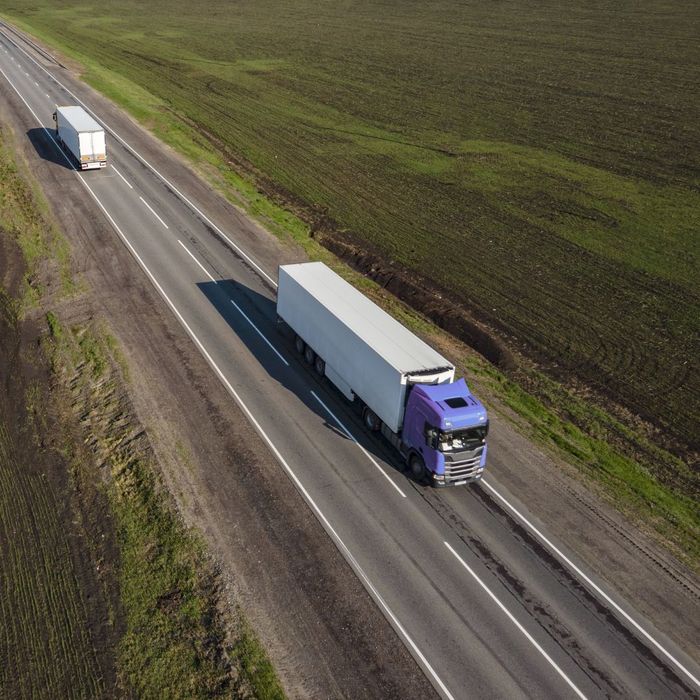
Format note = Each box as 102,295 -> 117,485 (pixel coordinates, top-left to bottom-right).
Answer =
0,251 -> 110,699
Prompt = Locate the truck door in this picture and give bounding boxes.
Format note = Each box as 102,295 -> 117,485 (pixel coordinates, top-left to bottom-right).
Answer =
403,389 -> 430,453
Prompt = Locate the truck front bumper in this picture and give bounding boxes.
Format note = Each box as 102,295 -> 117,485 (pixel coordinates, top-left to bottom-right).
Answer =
432,467 -> 484,487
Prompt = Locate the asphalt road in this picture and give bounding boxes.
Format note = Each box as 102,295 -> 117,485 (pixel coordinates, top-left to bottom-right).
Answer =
1,25 -> 698,700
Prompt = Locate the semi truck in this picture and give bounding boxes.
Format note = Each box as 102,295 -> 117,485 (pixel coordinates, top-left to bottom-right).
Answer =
52,105 -> 106,170
277,262 -> 489,486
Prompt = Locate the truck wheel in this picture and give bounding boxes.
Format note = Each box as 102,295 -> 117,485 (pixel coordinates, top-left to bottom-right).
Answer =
295,335 -> 305,354
314,355 -> 325,376
409,454 -> 426,483
363,408 -> 381,432
304,345 -> 315,365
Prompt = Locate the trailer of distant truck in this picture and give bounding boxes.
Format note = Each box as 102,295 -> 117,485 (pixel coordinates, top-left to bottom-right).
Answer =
52,105 -> 106,170
276,262 -> 489,486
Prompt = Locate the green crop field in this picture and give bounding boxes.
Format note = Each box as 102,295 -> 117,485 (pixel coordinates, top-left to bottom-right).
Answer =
1,0 -> 698,456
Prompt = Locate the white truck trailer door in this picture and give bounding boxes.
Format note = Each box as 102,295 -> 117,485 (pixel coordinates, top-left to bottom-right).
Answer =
78,132 -> 105,169
92,131 -> 106,165
78,132 -> 93,160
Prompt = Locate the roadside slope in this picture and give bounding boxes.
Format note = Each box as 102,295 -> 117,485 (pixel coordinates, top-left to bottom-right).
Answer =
0,104 -> 288,699
0,126 -> 117,699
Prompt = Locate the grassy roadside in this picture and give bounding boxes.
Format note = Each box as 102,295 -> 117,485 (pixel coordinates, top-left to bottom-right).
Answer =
44,316 -> 284,699
1,16 -> 695,571
0,116 -> 284,696
0,117 -> 74,306
371,288 -> 699,568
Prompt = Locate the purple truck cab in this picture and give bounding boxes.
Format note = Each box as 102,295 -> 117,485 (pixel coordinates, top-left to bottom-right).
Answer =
402,378 -> 489,486
277,262 -> 489,487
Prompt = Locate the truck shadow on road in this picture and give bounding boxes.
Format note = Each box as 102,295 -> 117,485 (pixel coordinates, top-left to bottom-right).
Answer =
26,127 -> 73,170
196,277 -> 411,483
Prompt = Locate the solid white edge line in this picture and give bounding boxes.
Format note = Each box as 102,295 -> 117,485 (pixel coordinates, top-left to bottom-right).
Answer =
138,195 -> 169,229
229,299 -> 290,366
0,64 -> 75,173
481,480 -> 700,690
110,162 -> 133,189
445,541 -> 588,700
311,390 -> 407,498
0,26 -> 277,289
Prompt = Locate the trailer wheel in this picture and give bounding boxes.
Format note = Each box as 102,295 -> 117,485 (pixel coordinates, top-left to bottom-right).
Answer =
304,345 -> 315,365
363,408 -> 381,432
294,335 -> 305,354
409,454 -> 426,483
314,355 -> 325,376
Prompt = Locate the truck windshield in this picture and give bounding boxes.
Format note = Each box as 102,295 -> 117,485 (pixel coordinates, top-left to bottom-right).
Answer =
438,424 -> 488,452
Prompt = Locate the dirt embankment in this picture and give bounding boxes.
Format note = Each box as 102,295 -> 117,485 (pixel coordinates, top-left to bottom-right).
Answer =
0,113 -> 274,697
190,118 -> 515,368
318,230 -> 516,370
0,228 -> 265,697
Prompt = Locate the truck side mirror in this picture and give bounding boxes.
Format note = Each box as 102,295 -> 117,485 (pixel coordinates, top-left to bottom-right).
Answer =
52,112 -> 56,122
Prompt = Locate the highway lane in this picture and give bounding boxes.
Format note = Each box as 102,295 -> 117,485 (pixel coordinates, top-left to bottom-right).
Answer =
1,27 -> 698,699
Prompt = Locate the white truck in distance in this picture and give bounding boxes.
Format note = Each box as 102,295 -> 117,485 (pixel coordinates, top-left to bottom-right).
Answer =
277,262 -> 489,486
52,106 -> 106,170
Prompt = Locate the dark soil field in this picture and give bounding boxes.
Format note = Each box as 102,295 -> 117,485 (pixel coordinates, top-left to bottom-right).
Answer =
0,121 -> 118,698
2,0 -> 697,458
0,229 -> 115,699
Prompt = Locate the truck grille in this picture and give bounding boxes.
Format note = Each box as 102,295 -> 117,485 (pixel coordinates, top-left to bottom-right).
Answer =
443,451 -> 483,483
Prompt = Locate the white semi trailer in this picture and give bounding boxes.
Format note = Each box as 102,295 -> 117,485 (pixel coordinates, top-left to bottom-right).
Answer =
52,106 -> 106,170
277,262 -> 489,485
